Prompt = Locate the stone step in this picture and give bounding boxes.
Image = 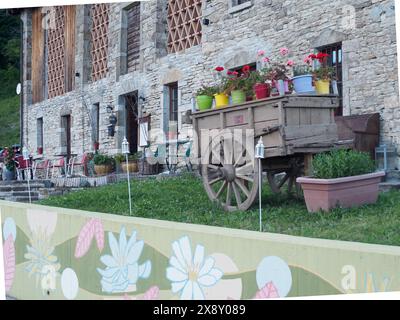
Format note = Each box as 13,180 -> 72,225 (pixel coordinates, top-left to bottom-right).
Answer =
13,196 -> 39,202
379,179 -> 400,192
0,184 -> 47,192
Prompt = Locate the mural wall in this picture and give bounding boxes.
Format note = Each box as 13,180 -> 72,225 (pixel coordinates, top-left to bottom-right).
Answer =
1,200 -> 400,300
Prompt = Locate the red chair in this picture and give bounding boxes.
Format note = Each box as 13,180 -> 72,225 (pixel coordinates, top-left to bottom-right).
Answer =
68,153 -> 89,176
33,159 -> 50,179
50,157 -> 65,178
15,155 -> 31,180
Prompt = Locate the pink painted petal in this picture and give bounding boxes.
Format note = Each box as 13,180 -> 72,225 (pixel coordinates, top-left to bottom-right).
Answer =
74,218 -> 96,258
143,286 -> 159,300
3,235 -> 15,292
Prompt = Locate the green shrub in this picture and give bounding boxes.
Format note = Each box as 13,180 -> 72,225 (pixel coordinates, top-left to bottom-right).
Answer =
196,85 -> 218,97
312,149 -> 376,179
114,151 -> 142,163
93,153 -> 115,166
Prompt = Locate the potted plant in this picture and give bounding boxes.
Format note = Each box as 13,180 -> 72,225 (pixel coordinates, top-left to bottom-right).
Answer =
309,52 -> 335,94
292,60 -> 315,94
265,48 -> 293,95
116,152 -> 141,173
253,50 -> 271,99
225,66 -> 252,105
2,147 -> 16,180
213,66 -> 229,109
196,85 -> 217,111
93,153 -> 115,176
296,149 -> 385,213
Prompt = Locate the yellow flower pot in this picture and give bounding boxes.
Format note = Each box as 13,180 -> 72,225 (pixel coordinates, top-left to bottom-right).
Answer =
214,93 -> 229,109
315,80 -> 330,95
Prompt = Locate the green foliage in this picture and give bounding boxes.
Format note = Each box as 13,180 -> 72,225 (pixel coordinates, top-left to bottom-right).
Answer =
313,66 -> 335,81
93,153 -> 115,166
0,95 -> 20,146
114,152 -> 141,163
3,146 -> 16,171
196,85 -> 218,97
293,65 -> 312,77
313,149 -> 376,179
39,174 -> 400,246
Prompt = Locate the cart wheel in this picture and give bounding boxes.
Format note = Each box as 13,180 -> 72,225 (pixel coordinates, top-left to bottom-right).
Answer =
201,137 -> 259,212
266,158 -> 304,195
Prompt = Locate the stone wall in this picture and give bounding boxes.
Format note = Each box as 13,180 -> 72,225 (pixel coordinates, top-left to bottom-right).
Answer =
21,0 -> 399,167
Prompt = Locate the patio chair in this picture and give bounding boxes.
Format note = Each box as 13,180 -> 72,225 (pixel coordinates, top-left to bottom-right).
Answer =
15,155 -> 32,180
32,159 -> 50,180
67,153 -> 89,176
50,157 -> 65,178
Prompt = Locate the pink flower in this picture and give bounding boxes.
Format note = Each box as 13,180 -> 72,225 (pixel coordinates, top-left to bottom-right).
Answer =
257,50 -> 265,56
279,47 -> 289,56
304,56 -> 313,65
262,57 -> 270,63
287,60 -> 295,67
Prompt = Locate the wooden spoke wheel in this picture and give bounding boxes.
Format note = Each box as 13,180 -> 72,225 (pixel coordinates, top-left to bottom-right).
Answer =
201,137 -> 259,212
266,157 -> 304,195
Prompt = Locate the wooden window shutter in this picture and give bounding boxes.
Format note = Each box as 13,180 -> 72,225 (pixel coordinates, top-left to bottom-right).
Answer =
127,2 -> 140,72
90,4 -> 110,82
64,6 -> 76,93
47,6 -> 66,99
31,8 -> 45,104
167,0 -> 202,54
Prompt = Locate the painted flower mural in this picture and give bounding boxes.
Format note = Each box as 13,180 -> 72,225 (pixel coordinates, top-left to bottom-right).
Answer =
97,226 -> 151,293
166,236 -> 223,300
24,210 -> 61,294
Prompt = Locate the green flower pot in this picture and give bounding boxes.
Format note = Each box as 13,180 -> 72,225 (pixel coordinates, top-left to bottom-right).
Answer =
231,90 -> 246,105
196,95 -> 214,111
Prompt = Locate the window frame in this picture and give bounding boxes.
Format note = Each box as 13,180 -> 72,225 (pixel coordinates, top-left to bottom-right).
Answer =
228,0 -> 253,14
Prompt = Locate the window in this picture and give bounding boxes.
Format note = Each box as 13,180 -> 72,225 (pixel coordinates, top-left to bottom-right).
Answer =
167,0 -> 202,53
317,43 -> 343,116
229,63 -> 257,75
126,2 -> 141,72
229,0 -> 253,14
90,4 -> 110,81
31,6 -> 76,102
37,118 -> 44,150
164,82 -> 179,139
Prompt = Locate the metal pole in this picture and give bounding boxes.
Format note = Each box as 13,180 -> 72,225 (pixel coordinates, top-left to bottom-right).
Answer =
126,153 -> 132,214
259,158 -> 262,232
27,169 -> 32,204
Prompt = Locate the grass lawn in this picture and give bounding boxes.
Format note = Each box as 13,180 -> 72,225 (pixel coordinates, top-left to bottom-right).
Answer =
39,174 -> 400,246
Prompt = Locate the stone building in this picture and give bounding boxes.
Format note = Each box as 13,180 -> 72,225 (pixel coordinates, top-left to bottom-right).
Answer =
19,0 -> 399,168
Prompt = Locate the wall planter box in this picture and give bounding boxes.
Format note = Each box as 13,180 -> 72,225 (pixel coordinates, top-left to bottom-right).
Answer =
297,171 -> 385,213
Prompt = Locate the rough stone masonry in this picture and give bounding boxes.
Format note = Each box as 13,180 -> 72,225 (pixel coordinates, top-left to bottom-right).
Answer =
20,0 -> 399,169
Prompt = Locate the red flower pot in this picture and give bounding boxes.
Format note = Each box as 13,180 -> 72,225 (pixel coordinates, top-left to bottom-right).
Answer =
94,142 -> 99,151
37,147 -> 43,155
253,83 -> 270,99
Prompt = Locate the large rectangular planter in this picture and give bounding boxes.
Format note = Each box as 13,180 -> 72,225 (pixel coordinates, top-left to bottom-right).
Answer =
297,171 -> 385,213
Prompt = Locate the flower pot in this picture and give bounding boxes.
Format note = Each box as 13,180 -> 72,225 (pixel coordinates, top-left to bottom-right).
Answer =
296,171 -> 385,213
121,161 -> 139,173
315,80 -> 330,94
214,93 -> 229,109
93,142 -> 99,151
292,75 -> 315,94
94,164 -> 113,176
231,90 -> 246,105
37,147 -> 43,155
273,80 -> 290,95
253,83 -> 270,100
196,95 -> 213,111
3,167 -> 15,181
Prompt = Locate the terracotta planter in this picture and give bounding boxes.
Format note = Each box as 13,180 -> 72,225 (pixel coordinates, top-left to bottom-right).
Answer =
94,164 -> 113,176
121,161 -> 138,173
296,171 -> 385,213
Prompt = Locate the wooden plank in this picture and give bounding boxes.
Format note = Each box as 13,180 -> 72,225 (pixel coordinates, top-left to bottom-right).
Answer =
31,8 -> 44,103
284,124 -> 338,146
65,5 -> 76,93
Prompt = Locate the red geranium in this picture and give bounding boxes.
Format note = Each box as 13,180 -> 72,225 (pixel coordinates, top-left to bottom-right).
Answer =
215,66 -> 224,72
242,65 -> 251,74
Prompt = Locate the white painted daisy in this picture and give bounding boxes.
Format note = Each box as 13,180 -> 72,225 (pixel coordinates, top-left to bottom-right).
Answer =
166,236 -> 223,300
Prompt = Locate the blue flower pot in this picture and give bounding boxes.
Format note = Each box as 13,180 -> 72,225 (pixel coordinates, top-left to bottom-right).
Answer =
292,75 -> 315,94
3,168 -> 15,181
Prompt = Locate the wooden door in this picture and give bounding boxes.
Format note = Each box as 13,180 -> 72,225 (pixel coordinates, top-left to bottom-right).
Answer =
125,92 -> 138,154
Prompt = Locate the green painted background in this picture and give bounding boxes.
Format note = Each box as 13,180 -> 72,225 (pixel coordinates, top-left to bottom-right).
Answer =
1,200 -> 400,300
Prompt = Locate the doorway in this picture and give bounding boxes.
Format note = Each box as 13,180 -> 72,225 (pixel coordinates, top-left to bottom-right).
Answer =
61,115 -> 71,162
124,92 -> 138,154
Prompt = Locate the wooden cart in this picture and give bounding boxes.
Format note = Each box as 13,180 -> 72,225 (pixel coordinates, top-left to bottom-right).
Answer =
192,94 -> 343,211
